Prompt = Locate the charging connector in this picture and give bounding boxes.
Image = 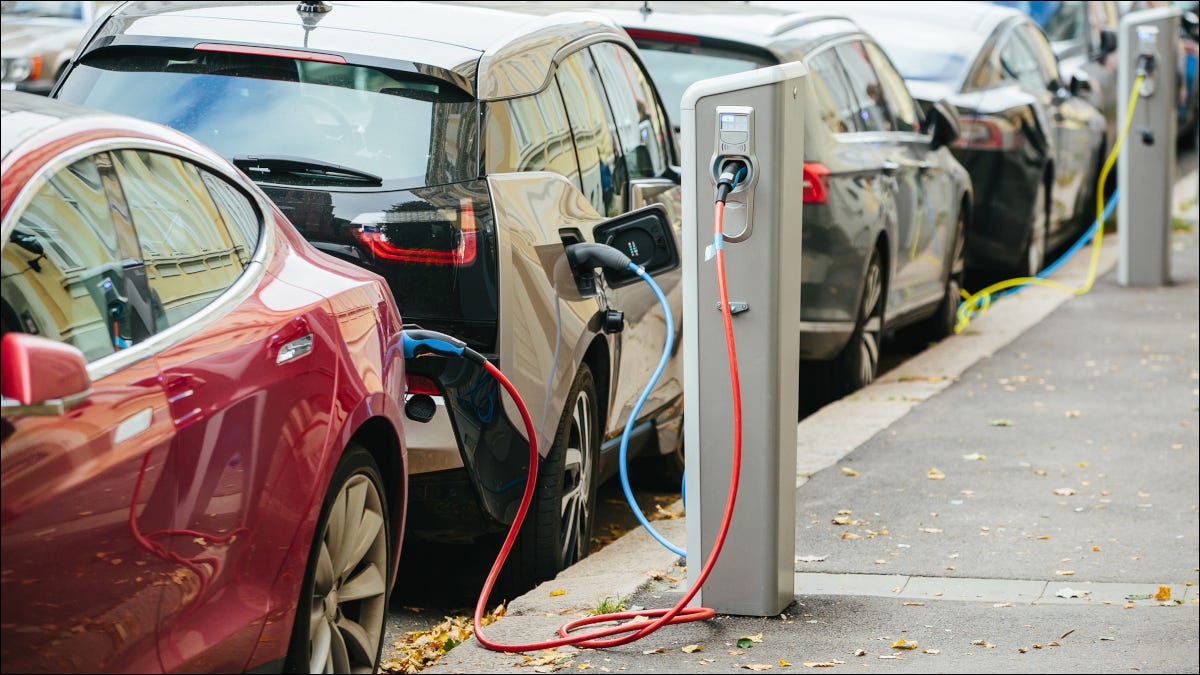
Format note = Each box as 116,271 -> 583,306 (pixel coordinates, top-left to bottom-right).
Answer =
715,159 -> 749,203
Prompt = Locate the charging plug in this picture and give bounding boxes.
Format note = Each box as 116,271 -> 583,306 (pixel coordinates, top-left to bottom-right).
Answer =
715,159 -> 748,203
565,242 -> 634,274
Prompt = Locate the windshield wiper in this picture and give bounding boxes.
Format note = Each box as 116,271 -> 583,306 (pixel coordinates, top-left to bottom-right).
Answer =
232,155 -> 383,186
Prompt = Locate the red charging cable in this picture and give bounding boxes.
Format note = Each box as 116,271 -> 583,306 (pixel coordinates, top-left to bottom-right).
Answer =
472,199 -> 743,651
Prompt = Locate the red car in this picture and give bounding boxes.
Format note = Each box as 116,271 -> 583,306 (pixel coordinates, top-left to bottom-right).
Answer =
1,92 -> 407,673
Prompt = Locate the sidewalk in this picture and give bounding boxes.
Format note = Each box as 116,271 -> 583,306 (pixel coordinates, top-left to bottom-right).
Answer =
426,173 -> 1199,674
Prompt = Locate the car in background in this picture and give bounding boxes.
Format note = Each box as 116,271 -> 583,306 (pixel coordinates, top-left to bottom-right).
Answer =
990,1 -> 1122,149
517,0 -> 972,402
0,1 -> 115,94
53,0 -> 688,595
1,92 -> 408,673
782,1 -> 1109,281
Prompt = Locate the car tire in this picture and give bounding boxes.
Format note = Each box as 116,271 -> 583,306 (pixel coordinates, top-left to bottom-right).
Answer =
284,444 -> 390,674
918,209 -> 965,343
809,250 -> 885,401
497,364 -> 600,598
1020,178 -> 1048,277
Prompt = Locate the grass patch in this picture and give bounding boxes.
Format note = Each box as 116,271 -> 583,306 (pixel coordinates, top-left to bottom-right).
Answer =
591,596 -> 627,615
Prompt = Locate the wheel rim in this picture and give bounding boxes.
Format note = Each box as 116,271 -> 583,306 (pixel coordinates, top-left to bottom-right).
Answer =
308,474 -> 388,674
1028,184 -> 1047,275
559,388 -> 595,568
858,260 -> 883,386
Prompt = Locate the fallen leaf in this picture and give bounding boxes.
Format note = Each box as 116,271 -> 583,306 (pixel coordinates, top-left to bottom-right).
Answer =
1037,535 -> 1051,540
993,602 -> 1014,608
922,649 -> 940,655
549,589 -> 566,597
919,527 -> 943,534
1060,629 -> 1075,639
1092,546 -> 1101,552
779,659 -> 792,667
927,467 -> 946,480
831,516 -> 853,525
1055,570 -> 1075,576
840,467 -> 859,477
1052,488 -> 1076,496
741,633 -> 764,644
1099,636 -> 1116,641
642,648 -> 665,655
988,419 -> 1013,427
962,453 -> 986,461
681,644 -> 703,653
877,654 -> 904,660
853,649 -> 867,657
728,649 -> 745,656
1055,588 -> 1090,598
1064,410 -> 1080,418
902,602 -> 925,606
744,664 -> 772,671
1154,586 -> 1172,601
801,661 -> 840,668
795,555 -> 827,563
840,532 -> 861,540
891,639 -> 917,650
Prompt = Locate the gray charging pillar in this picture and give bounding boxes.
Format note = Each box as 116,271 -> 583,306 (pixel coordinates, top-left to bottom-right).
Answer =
681,62 -> 806,616
1118,6 -> 1179,286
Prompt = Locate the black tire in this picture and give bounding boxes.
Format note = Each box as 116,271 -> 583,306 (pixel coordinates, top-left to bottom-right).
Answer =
809,250 -> 885,401
917,208 -> 966,343
285,444 -> 390,674
1020,178 -> 1049,277
496,364 -> 600,598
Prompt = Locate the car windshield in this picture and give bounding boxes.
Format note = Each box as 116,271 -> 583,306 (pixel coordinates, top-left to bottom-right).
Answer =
634,44 -> 775,125
56,47 -> 477,187
0,1 -> 83,19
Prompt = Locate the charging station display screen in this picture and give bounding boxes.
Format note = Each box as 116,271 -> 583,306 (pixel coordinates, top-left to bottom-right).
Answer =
720,113 -> 748,132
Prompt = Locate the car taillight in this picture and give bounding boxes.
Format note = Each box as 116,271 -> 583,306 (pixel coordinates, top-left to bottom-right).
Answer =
351,199 -> 477,266
802,162 -> 830,204
626,28 -> 701,44
406,373 -> 440,396
955,115 -> 1023,150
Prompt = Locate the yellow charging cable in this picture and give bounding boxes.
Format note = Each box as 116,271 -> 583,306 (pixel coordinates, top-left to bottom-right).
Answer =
954,73 -> 1146,334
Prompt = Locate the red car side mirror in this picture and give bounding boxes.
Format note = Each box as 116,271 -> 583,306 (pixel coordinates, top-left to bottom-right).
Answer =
1,333 -> 92,416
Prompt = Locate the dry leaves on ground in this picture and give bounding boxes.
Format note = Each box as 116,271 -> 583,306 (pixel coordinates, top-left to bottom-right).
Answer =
380,604 -> 506,674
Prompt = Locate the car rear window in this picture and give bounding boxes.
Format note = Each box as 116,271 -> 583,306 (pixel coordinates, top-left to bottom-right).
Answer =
633,43 -> 775,124
57,47 -> 478,188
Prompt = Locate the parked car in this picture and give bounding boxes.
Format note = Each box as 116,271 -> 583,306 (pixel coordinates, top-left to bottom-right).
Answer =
990,1 -> 1122,150
783,0 -> 1109,280
0,1 -> 116,94
1,91 -> 408,673
53,0 -> 688,593
528,0 -> 972,400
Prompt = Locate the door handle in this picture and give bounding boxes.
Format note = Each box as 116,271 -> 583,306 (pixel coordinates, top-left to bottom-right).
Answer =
880,161 -> 901,177
918,162 -> 933,174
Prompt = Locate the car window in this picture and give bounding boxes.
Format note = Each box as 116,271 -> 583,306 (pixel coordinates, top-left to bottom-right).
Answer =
805,49 -> 861,134
864,41 -> 921,133
589,42 -> 671,179
999,26 -> 1049,91
631,41 -> 774,127
1019,23 -> 1063,86
2,155 -> 144,361
1044,0 -> 1086,41
836,42 -> 895,132
110,149 -> 247,331
57,47 -> 479,188
485,80 -> 579,190
558,50 -> 624,218
197,169 -> 261,263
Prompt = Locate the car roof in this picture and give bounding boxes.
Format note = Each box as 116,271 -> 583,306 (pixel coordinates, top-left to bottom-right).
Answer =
477,1 -> 864,59
773,0 -> 1021,36
1,91 -> 97,158
92,1 -> 634,100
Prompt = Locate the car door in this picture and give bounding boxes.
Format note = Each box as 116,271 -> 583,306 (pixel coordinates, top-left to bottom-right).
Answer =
1,152 -> 176,674
835,40 -> 935,318
863,39 -> 956,311
106,148 -> 341,671
586,42 -> 683,439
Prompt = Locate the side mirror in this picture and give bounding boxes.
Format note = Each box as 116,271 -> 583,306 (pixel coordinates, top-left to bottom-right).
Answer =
1070,70 -> 1093,97
1,333 -> 92,417
928,99 -> 961,149
591,203 -> 680,289
1098,28 -> 1118,58
1183,12 -> 1200,42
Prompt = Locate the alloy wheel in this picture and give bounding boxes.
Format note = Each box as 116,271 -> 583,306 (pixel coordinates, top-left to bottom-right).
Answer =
558,388 -> 595,568
1027,182 -> 1048,276
858,259 -> 884,386
307,474 -> 388,674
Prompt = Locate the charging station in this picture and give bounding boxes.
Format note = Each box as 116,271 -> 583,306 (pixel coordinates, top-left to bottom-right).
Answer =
1118,5 -> 1180,286
681,62 -> 807,616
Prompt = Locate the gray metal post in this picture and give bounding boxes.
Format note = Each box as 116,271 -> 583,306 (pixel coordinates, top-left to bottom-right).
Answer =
681,63 -> 805,616
1118,6 -> 1180,286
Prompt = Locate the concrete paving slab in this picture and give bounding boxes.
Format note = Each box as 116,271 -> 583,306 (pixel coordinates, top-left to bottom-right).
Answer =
794,572 -> 910,597
899,576 -> 1046,604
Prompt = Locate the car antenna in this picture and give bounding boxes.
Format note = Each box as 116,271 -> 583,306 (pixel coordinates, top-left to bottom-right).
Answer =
640,1 -> 652,19
297,1 -> 331,48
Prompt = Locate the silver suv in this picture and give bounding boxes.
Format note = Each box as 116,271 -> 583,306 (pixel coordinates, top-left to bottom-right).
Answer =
54,0 -> 686,593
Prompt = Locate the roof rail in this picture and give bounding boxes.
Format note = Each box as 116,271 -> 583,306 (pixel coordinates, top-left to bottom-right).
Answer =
766,13 -> 855,37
